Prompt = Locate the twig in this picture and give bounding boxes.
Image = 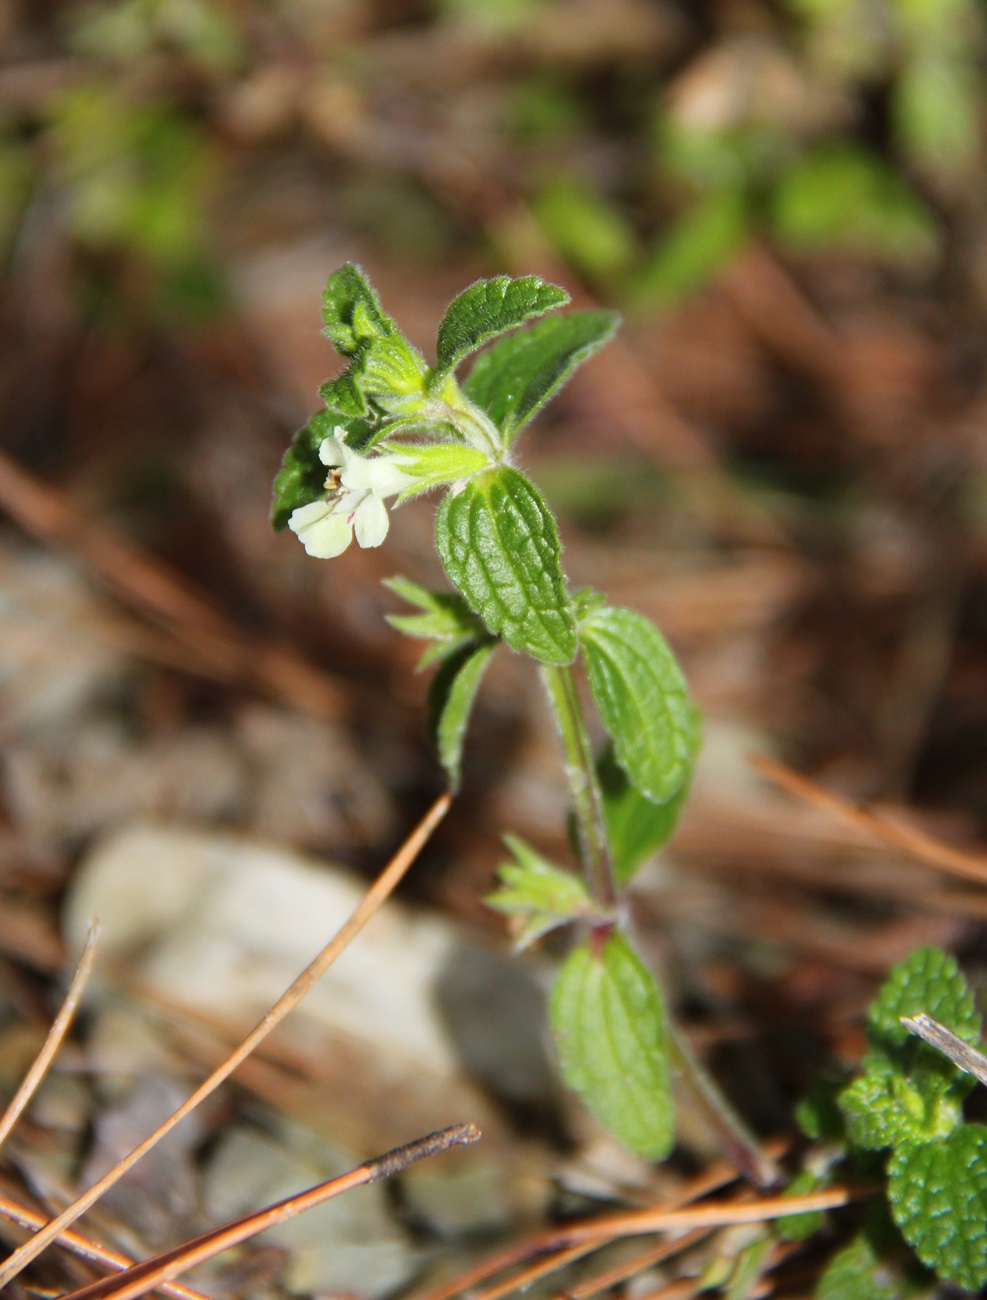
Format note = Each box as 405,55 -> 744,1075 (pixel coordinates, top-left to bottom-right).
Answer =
415,1149 -> 782,1300
0,1192 -> 208,1300
0,791 -> 452,1287
901,1013 -> 987,1086
58,1124 -> 480,1300
750,754 -> 987,885
540,1186 -> 860,1248
0,924 -> 97,1152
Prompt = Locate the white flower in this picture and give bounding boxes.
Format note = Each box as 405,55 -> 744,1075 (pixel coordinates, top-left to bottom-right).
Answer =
288,429 -> 411,559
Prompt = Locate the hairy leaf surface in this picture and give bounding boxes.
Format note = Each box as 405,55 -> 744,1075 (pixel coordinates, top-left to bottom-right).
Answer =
464,309 -> 618,441
435,275 -> 569,376
581,605 -> 699,803
550,931 -> 674,1159
321,263 -> 398,355
889,1128 -> 987,1291
436,468 -> 577,664
427,640 -> 497,791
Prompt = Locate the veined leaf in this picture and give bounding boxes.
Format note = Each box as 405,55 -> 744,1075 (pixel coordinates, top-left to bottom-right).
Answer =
889,1128 -> 987,1291
319,366 -> 370,420
359,334 -> 428,416
321,263 -> 398,355
271,408 -> 336,531
868,947 -> 981,1054
427,639 -> 497,791
580,605 -> 699,803
464,309 -> 619,442
487,836 -> 592,950
436,468 -> 577,665
839,949 -> 982,1149
550,930 -> 674,1159
839,1057 -> 958,1151
598,744 -> 689,884
434,275 -> 569,376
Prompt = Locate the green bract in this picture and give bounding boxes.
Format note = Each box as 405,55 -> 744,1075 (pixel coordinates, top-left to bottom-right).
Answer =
383,575 -> 487,669
487,836 -> 594,950
320,262 -> 398,354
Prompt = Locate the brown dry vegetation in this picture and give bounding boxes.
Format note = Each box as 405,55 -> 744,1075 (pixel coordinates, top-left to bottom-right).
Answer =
0,0 -> 985,1296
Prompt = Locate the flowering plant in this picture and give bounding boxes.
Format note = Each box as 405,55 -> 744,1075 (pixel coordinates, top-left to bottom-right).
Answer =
272,265 -> 773,1180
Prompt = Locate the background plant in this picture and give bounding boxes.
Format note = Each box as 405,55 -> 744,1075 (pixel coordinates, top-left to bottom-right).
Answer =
783,946 -> 987,1295
3,1 -> 987,1295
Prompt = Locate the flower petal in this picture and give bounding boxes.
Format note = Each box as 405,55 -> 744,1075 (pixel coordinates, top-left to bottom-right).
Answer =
340,452 -> 411,498
318,431 -> 349,467
353,493 -> 390,548
288,500 -> 353,557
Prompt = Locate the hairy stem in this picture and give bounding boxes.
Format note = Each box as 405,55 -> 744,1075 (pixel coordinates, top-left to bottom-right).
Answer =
542,668 -> 776,1186
666,1020 -> 779,1189
541,664 -> 618,913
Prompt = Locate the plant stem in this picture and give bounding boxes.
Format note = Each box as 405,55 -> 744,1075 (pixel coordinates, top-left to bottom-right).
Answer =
541,670 -> 777,1187
541,664 -> 618,913
666,1019 -> 779,1189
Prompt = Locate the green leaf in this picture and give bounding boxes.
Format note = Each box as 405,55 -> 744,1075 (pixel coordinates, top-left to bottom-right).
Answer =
382,442 -> 490,502
839,1057 -> 948,1151
795,1081 -> 847,1144
270,408 -> 336,531
580,605 -> 700,804
867,947 -> 981,1055
487,836 -> 593,949
359,334 -> 428,416
770,145 -> 937,265
550,931 -> 674,1159
383,575 -> 488,666
321,263 -> 398,356
598,745 -> 689,884
889,1128 -> 987,1291
633,188 -> 749,310
463,309 -> 619,443
435,468 -> 577,665
839,949 -> 982,1149
319,366 -> 371,421
427,640 -> 497,791
533,174 -> 637,281
434,275 -> 569,376
816,1232 -> 902,1300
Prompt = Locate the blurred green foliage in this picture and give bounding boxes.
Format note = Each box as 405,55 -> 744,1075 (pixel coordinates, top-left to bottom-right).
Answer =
1,0 -> 985,326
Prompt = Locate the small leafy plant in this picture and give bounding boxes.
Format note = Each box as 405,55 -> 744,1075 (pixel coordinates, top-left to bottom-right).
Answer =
272,264 -> 771,1177
792,946 -> 987,1294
